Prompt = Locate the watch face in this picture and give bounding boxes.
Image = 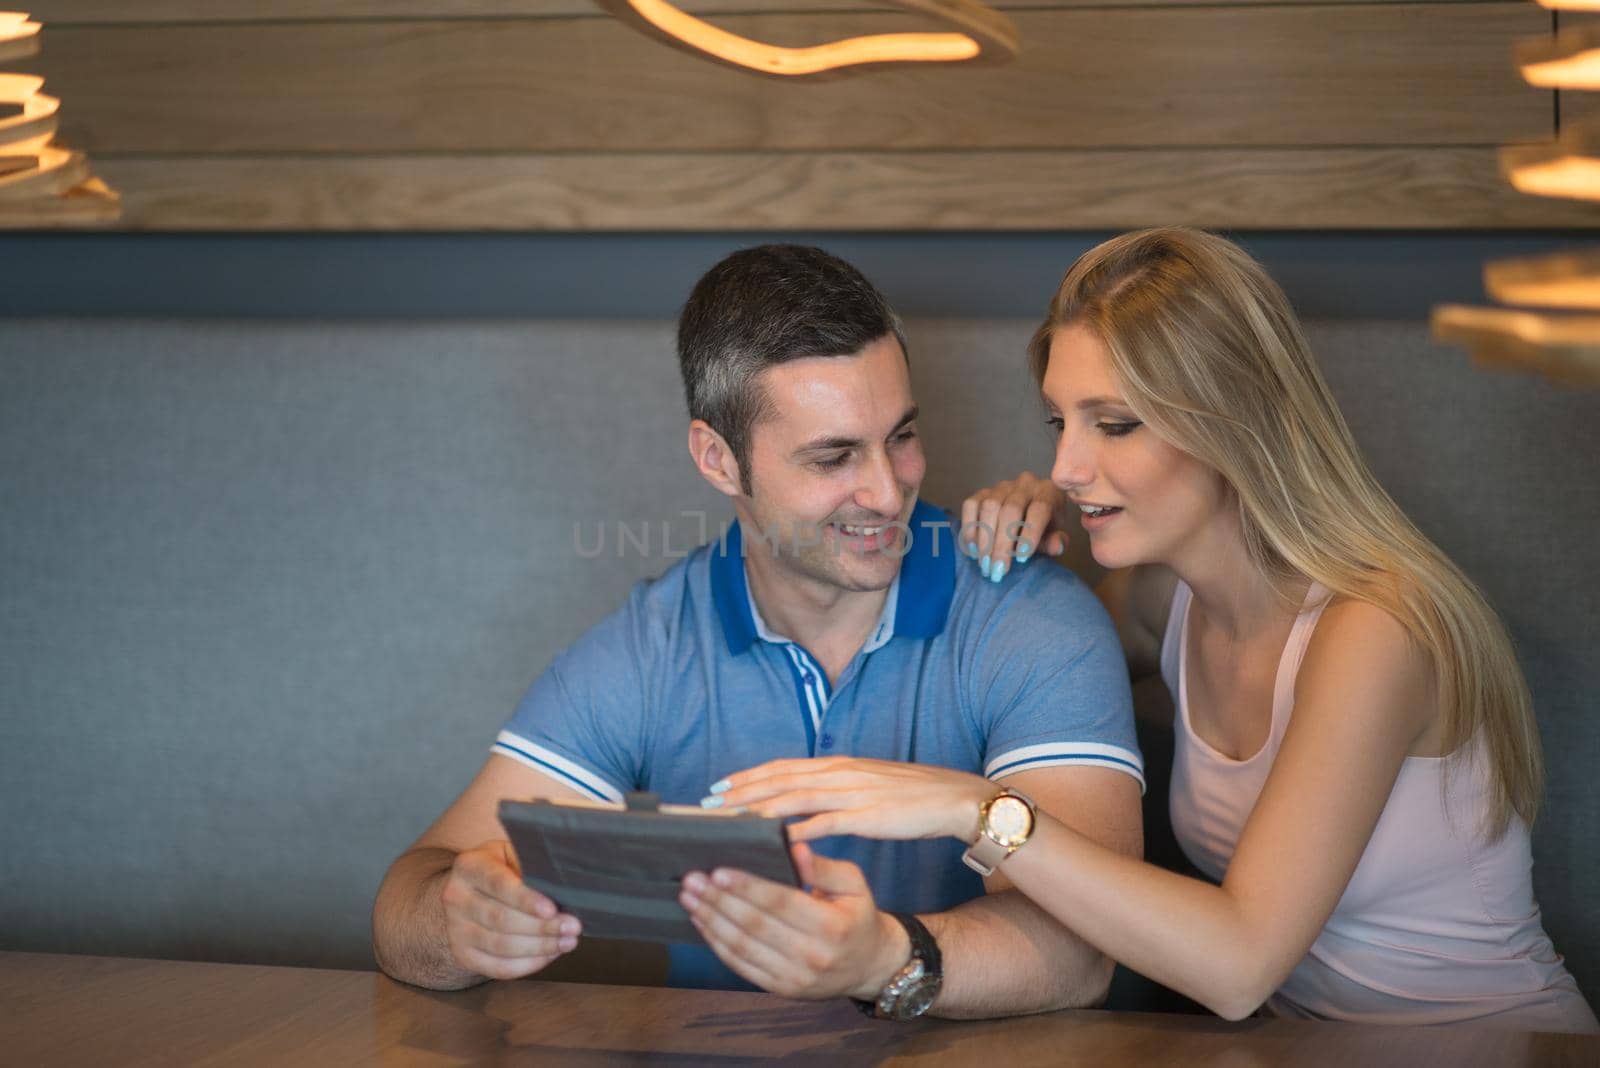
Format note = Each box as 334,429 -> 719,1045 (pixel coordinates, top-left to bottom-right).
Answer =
892,975 -> 941,1020
987,795 -> 1034,847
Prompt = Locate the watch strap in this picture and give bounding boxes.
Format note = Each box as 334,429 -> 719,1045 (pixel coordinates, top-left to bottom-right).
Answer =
961,831 -> 1009,877
851,912 -> 942,1019
894,912 -> 941,975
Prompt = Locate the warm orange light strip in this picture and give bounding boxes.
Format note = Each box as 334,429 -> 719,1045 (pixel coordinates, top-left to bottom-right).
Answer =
1518,26 -> 1600,89
0,23 -> 38,62
1533,0 -> 1600,10
1485,250 -> 1600,310
1501,127 -> 1600,202
0,72 -> 59,157
1432,305 -> 1600,384
0,143 -> 80,198
595,0 -> 1017,78
626,0 -> 979,74
0,12 -> 39,48
1503,152 -> 1600,201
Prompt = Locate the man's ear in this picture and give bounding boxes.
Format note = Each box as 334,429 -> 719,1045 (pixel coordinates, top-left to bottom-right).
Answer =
688,420 -> 743,498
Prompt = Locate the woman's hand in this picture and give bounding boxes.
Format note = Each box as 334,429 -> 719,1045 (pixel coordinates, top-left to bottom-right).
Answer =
959,471 -> 1071,583
705,757 -> 996,844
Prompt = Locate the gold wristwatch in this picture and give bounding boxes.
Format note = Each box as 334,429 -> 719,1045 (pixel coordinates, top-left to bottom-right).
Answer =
960,787 -> 1036,876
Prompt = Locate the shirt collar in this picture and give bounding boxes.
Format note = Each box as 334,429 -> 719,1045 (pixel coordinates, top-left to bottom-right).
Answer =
710,498 -> 955,656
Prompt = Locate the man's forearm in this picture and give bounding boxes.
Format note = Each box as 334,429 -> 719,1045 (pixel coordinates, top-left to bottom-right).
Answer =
922,889 -> 1112,1020
372,847 -> 487,991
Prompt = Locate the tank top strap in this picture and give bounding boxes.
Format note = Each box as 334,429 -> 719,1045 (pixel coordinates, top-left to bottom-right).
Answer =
1267,581 -> 1333,745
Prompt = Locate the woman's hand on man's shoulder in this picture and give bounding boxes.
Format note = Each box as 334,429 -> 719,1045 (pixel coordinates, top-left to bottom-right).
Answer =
959,471 -> 1070,584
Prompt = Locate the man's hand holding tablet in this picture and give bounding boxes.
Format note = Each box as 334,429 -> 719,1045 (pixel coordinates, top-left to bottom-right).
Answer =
497,793 -> 800,945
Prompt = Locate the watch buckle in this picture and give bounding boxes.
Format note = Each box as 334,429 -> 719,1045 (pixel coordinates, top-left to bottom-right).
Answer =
961,849 -> 996,877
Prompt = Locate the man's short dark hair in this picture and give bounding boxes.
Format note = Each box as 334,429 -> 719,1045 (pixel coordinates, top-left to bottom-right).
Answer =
677,244 -> 908,493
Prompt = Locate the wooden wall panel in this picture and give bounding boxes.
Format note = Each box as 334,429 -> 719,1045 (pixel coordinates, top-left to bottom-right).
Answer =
21,6 -> 1550,156
1555,11 -> 1600,130
9,2 -> 1576,229
25,0 -> 1495,23
94,148 -> 1600,231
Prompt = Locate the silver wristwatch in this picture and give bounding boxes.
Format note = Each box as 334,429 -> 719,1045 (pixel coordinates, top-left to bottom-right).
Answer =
853,912 -> 942,1021
961,786 -> 1037,876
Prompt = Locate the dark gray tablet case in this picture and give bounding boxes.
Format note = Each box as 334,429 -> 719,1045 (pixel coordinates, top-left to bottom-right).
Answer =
498,792 -> 800,943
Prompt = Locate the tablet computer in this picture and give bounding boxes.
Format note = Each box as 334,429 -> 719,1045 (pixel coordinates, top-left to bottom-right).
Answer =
498,791 -> 800,943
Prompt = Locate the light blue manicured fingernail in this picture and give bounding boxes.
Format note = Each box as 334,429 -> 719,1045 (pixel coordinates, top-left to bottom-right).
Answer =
709,779 -> 731,794
1016,542 -> 1032,564
965,540 -> 978,557
980,554 -> 991,578
992,561 -> 1007,583
700,795 -> 724,809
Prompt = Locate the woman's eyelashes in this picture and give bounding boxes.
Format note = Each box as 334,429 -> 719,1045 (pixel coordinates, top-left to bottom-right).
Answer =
1044,415 -> 1142,438
1098,420 -> 1142,437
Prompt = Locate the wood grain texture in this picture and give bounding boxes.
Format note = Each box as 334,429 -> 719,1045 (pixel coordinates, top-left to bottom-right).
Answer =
17,5 -> 1551,155
93,148 -> 1600,230
588,0 -> 1021,79
2,952 -> 1597,1067
24,0 -> 1507,25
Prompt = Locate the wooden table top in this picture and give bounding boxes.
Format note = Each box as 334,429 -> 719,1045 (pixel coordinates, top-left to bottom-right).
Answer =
2,951 -> 1595,1066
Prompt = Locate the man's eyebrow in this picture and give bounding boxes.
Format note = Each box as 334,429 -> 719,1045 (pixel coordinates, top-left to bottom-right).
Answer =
794,406 -> 919,454
795,434 -> 861,454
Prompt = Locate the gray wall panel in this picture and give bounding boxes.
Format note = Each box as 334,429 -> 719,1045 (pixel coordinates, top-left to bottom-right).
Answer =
0,317 -> 1594,1007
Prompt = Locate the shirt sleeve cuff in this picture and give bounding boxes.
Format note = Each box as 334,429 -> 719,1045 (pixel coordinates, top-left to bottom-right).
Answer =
984,741 -> 1146,795
492,730 -> 625,803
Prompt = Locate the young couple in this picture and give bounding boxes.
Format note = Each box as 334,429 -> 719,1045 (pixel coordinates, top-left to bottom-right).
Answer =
374,231 -> 1596,1031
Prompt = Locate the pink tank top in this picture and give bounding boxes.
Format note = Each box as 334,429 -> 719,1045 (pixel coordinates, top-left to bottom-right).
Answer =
1162,580 -> 1598,1031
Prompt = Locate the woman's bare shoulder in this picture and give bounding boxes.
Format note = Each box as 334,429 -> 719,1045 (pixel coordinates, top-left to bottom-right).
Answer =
1298,592 -> 1437,748
1307,592 -> 1425,666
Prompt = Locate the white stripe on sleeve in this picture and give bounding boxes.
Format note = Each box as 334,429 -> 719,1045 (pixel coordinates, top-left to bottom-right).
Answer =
985,741 -> 1146,794
492,731 -> 625,803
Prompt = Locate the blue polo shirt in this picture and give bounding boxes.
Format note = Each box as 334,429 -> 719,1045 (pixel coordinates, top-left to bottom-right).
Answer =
495,499 -> 1140,989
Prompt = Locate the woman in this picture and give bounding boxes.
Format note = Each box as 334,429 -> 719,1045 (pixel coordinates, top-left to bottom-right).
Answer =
709,228 -> 1598,1030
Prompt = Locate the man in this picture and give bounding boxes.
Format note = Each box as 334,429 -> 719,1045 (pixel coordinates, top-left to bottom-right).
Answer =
372,245 -> 1143,1019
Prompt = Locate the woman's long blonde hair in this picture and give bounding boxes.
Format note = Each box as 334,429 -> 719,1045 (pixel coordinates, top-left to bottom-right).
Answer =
1029,227 -> 1541,837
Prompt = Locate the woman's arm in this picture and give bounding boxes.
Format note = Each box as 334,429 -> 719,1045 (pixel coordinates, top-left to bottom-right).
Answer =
722,597 -> 1438,1020
994,597 -> 1436,1017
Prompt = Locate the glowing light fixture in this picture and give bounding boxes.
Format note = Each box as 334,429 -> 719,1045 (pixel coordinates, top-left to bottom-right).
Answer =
0,72 -> 57,156
0,11 -> 118,226
1517,25 -> 1600,89
1484,250 -> 1600,310
1500,121 -> 1600,202
1433,9 -> 1600,386
0,11 -> 37,60
1431,306 -> 1600,384
0,8 -> 116,225
591,0 -> 1018,78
